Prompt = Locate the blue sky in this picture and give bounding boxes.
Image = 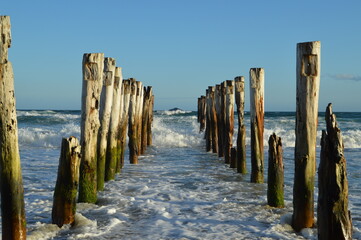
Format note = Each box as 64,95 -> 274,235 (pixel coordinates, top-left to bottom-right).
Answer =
3,1 -> 361,111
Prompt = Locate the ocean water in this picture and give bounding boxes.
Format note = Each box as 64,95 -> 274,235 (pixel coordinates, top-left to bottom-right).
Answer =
1,110 -> 360,239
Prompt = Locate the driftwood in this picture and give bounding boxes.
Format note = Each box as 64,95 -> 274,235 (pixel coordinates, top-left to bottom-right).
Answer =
249,68 -> 264,183
52,137 -> 81,227
105,67 -> 123,180
0,15 -> 27,239
267,133 -> 284,208
292,41 -> 321,231
97,57 -> 115,190
235,76 -> 246,174
78,53 -> 104,203
317,104 -> 352,240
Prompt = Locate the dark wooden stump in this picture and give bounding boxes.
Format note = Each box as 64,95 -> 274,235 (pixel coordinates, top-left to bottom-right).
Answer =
317,103 -> 352,240
267,133 -> 284,208
52,137 -> 81,227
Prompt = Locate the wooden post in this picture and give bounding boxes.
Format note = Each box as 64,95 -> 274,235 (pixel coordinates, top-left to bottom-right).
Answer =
141,86 -> 152,154
147,92 -> 154,146
105,67 -> 123,181
267,133 -> 284,208
209,86 -> 218,153
235,76 -> 247,174
198,96 -> 206,133
0,15 -> 27,239
220,81 -> 227,158
117,79 -> 131,171
205,89 -> 212,151
317,104 -> 352,240
97,57 -> 115,191
215,84 -> 224,157
52,137 -> 81,227
78,53 -> 104,203
224,80 -> 234,164
136,81 -> 144,155
250,68 -> 264,183
230,147 -> 237,168
292,41 -> 320,231
128,79 -> 140,164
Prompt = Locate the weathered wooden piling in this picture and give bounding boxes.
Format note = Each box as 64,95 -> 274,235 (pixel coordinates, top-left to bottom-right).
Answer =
215,84 -> 224,157
117,79 -> 131,171
224,80 -> 234,164
78,53 -> 104,203
105,67 -> 123,181
249,68 -> 264,183
52,137 -> 81,227
209,86 -> 218,153
235,76 -> 247,174
97,57 -> 115,191
205,89 -> 212,151
317,104 -> 352,240
0,15 -> 27,239
230,147 -> 237,168
292,41 -> 321,231
267,133 -> 284,208
128,79 -> 140,164
147,93 -> 154,146
135,81 -> 144,155
141,86 -> 153,154
197,96 -> 206,132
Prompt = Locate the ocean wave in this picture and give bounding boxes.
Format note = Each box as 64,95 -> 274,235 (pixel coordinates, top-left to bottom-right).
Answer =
152,117 -> 202,148
18,123 -> 80,148
156,109 -> 193,116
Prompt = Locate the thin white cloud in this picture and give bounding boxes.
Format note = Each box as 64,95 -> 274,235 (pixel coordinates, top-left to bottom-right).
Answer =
329,74 -> 361,81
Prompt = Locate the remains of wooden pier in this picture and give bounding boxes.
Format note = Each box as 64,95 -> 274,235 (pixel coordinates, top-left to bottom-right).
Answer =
197,40 -> 352,235
77,55 -> 154,204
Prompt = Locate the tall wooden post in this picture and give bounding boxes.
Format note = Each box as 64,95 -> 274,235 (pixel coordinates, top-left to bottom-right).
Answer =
292,41 -> 320,231
141,86 -> 152,154
135,81 -> 144,155
224,80 -> 234,164
78,53 -> 104,203
250,68 -> 264,183
52,137 -> 81,227
267,133 -> 284,208
198,96 -> 206,133
118,79 -> 131,171
220,81 -> 227,158
105,67 -> 123,181
318,104 -> 352,240
0,15 -> 27,239
235,76 -> 247,174
97,57 -> 115,191
128,79 -> 140,164
205,89 -> 212,151
147,93 -> 154,146
209,86 -> 218,153
215,84 -> 224,157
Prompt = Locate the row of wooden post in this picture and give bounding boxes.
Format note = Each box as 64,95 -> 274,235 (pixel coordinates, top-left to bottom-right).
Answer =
197,41 -> 352,238
51,53 -> 154,228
